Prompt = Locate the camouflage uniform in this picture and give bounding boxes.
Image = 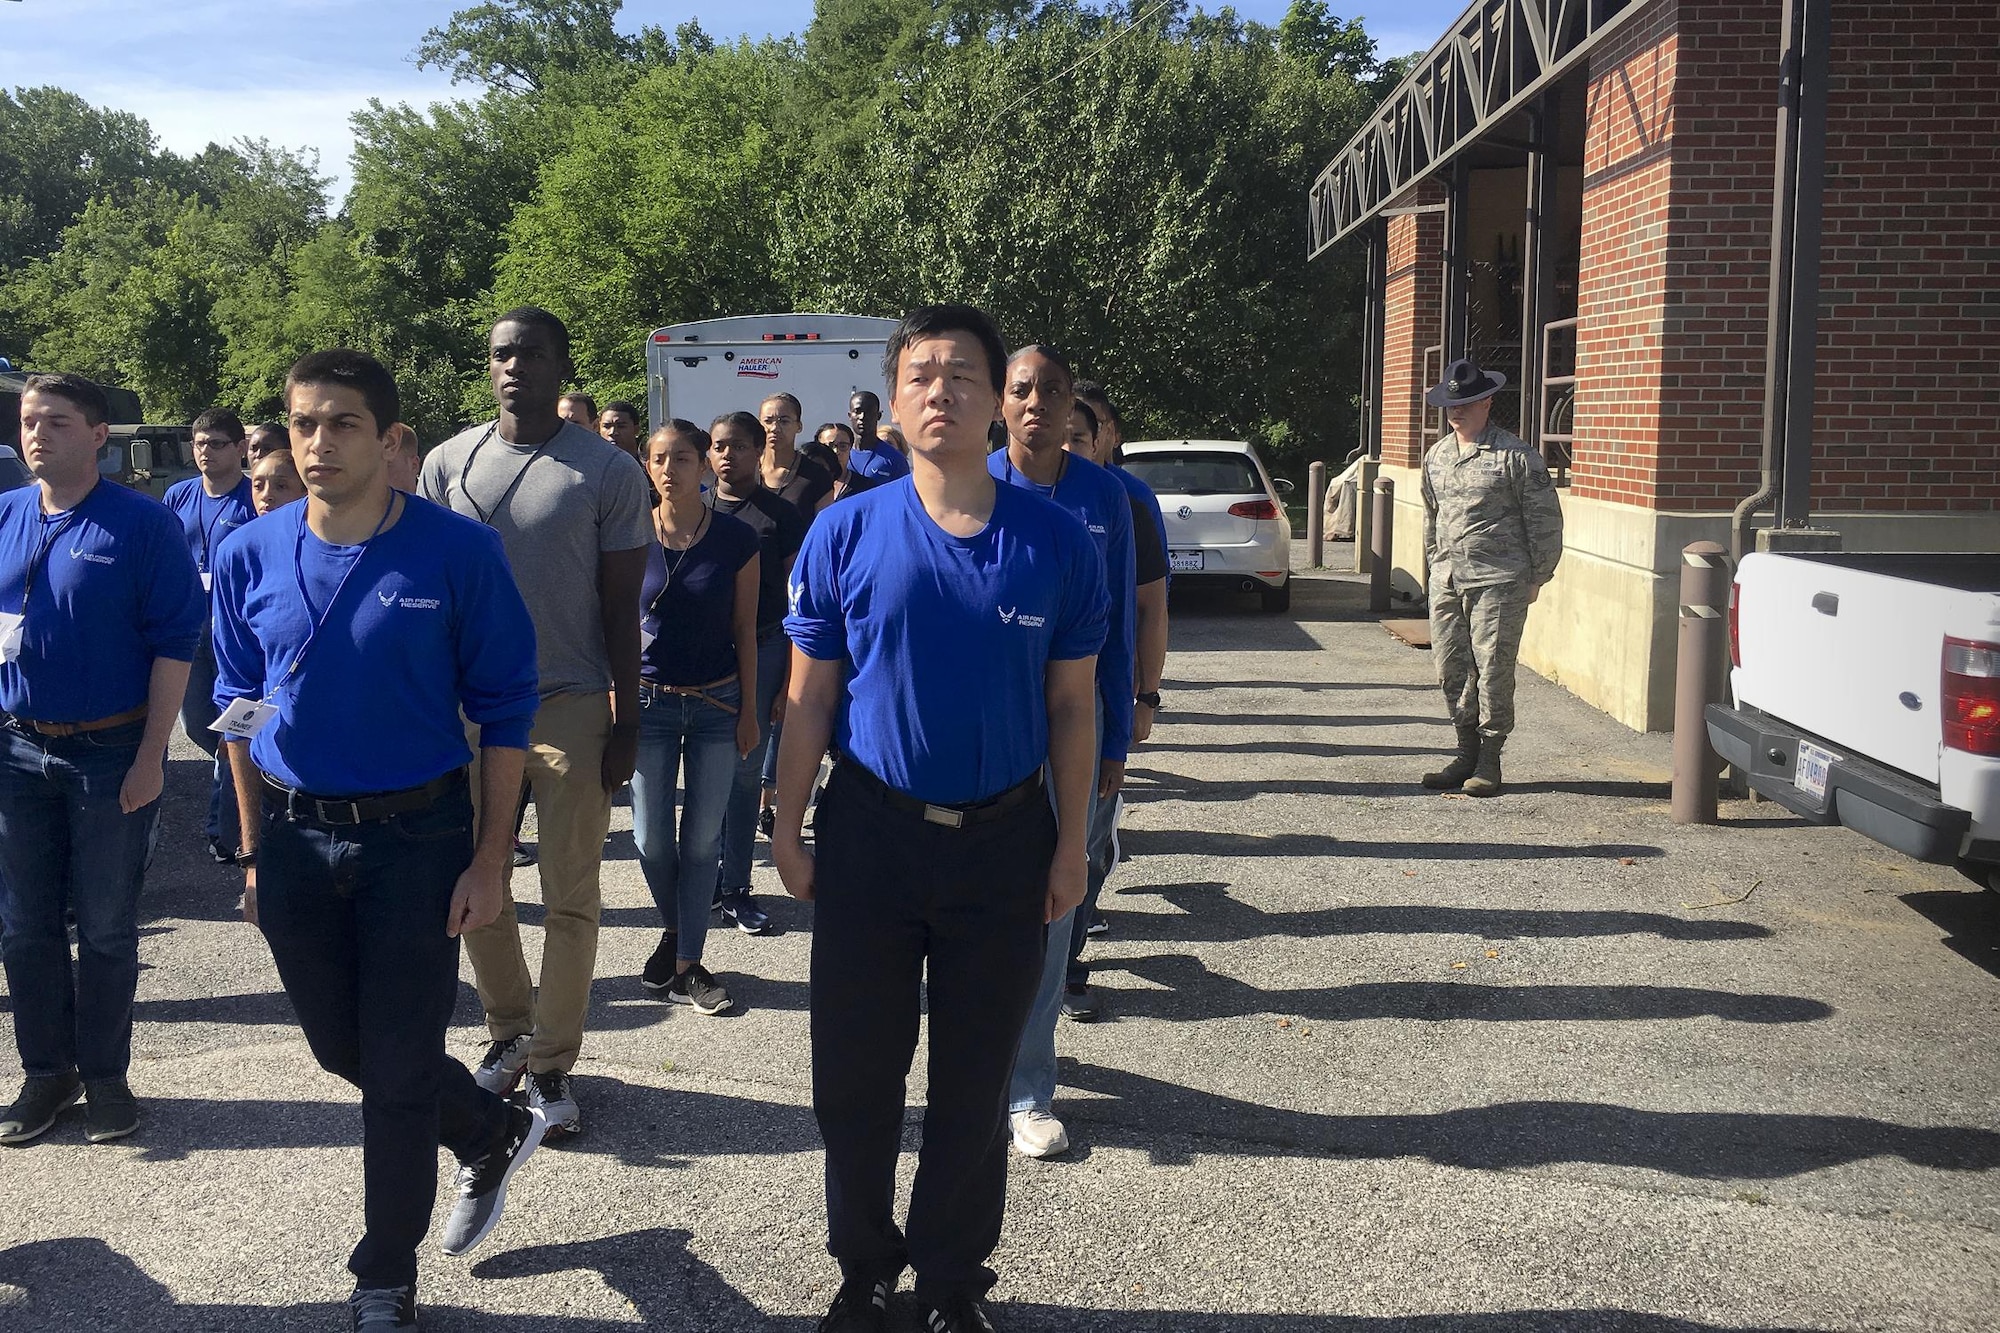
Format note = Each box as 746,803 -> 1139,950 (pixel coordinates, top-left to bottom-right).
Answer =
1421,424 -> 1564,740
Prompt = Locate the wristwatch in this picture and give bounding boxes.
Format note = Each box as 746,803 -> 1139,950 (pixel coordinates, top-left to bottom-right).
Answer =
233,848 -> 258,869
1135,691 -> 1162,710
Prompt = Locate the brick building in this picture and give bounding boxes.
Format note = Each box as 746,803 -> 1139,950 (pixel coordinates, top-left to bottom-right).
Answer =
1309,0 -> 2000,730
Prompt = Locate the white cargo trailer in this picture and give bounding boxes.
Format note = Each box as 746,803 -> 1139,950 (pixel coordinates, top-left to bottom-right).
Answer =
643,313 -> 901,439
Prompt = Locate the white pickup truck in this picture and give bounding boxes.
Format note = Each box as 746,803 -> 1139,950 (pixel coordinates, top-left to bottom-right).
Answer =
1705,552 -> 2000,879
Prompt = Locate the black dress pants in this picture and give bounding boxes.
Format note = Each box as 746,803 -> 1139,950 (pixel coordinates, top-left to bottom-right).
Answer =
809,763 -> 1055,1303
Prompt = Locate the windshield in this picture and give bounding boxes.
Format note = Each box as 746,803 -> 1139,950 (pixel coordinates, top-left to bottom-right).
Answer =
1123,451 -> 1262,497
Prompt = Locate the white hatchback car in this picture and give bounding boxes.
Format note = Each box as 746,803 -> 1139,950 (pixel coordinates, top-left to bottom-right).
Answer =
1121,439 -> 1293,612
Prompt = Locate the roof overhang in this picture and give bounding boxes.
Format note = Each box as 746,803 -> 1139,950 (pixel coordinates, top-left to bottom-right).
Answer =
1308,0 -> 1654,258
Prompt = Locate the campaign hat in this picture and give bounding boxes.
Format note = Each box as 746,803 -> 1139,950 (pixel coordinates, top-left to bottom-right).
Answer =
1425,357 -> 1507,407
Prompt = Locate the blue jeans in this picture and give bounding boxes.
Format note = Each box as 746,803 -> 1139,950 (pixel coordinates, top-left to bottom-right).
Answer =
629,680 -> 740,965
255,778 -> 511,1289
179,629 -> 239,853
1010,708 -> 1116,1117
0,717 -> 157,1082
717,632 -> 787,892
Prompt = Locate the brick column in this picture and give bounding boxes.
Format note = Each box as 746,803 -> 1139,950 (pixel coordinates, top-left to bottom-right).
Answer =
1379,188 -> 1446,469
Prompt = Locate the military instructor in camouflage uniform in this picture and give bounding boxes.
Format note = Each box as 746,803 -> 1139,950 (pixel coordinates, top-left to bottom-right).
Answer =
1419,358 -> 1564,796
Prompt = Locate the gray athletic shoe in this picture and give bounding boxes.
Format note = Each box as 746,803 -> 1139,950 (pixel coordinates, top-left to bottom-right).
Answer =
472,1033 -> 531,1095
348,1283 -> 416,1329
527,1068 -> 580,1139
0,1073 -> 82,1145
440,1103 -> 547,1257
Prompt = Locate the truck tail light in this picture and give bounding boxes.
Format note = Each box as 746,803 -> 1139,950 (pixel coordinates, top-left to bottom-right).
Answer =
1228,499 -> 1279,520
1728,579 -> 1742,669
1942,637 -> 2000,755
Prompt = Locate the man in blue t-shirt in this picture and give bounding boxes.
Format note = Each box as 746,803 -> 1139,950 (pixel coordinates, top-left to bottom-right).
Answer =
163,406 -> 256,863
776,305 -> 1106,1333
0,374 -> 203,1149
987,346 -> 1137,1165
212,350 -> 547,1330
844,390 -> 912,483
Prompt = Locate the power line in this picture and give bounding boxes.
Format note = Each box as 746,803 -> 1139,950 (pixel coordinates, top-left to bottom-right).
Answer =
991,0 -> 1180,124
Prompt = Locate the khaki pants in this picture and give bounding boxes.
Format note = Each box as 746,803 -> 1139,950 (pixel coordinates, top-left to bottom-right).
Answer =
1430,579 -> 1532,741
464,691 -> 612,1074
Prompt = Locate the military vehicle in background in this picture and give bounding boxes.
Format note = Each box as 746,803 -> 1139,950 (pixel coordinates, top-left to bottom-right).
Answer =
0,366 -> 197,499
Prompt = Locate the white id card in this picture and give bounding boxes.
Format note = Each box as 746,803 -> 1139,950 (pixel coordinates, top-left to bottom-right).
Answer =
640,626 -> 657,652
201,571 -> 213,593
0,610 -> 23,665
213,697 -> 279,740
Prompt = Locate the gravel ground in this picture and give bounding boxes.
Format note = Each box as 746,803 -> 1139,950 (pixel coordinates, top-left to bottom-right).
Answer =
1,566 -> 1995,1331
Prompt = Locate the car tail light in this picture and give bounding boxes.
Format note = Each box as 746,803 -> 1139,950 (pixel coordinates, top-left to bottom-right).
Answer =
1727,579 -> 1742,669
1228,499 -> 1280,520
1943,637 -> 2000,755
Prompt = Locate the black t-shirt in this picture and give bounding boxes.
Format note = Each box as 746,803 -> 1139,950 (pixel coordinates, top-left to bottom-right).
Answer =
774,443 -> 838,518
707,485 -> 808,635
1130,492 -> 1168,586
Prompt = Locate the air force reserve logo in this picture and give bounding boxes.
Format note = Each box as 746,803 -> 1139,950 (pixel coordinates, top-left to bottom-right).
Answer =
998,605 -> 1045,629
377,586 -> 442,611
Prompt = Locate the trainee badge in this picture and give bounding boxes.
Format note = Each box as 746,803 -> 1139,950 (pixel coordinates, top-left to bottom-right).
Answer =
0,610 -> 22,665
201,571 -> 213,593
213,697 -> 279,740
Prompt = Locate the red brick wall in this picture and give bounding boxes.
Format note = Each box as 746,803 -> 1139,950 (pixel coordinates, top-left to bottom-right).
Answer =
1571,0 -> 1680,507
1571,0 -> 2000,512
1380,187 -> 1444,468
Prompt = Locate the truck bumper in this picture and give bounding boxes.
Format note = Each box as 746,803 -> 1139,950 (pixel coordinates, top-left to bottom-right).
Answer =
1704,702 -> 1970,863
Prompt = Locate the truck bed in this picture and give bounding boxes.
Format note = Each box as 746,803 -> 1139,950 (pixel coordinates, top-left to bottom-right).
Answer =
1780,551 -> 2000,594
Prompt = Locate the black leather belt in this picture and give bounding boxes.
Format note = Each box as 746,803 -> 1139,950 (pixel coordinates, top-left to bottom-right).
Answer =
261,767 -> 466,826
832,754 -> 1044,830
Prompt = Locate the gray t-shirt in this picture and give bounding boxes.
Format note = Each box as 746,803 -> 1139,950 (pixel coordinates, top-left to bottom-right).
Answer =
421,419 -> 653,699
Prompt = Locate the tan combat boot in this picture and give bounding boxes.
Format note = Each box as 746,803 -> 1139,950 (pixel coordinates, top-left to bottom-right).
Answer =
1462,737 -> 1505,797
1422,726 -> 1481,790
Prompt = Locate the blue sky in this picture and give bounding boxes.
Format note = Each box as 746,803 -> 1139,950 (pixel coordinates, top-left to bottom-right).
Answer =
0,0 -> 1471,205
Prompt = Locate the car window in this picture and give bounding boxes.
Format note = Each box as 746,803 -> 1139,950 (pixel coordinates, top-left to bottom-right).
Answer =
1123,451 -> 1262,496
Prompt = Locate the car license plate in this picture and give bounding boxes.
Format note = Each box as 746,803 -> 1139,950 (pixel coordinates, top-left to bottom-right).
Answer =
1169,550 -> 1204,572
1794,740 -> 1836,801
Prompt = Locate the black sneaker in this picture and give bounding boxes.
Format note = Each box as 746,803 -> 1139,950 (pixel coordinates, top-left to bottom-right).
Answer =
641,930 -> 679,993
440,1102 -> 547,1256
1085,912 -> 1108,936
757,805 -> 776,839
719,888 -> 771,934
1060,984 -> 1099,1022
511,841 -> 537,868
83,1078 -> 139,1143
0,1073 -> 82,1145
818,1276 -> 891,1332
922,1295 -> 998,1333
207,838 -> 235,866
667,964 -> 734,1015
349,1283 -> 416,1330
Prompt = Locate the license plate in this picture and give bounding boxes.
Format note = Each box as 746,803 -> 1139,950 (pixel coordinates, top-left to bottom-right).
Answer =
1169,550 -> 1204,572
1794,740 -> 1836,801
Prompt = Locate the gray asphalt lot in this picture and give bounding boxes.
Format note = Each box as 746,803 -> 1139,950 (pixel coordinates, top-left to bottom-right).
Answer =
2,566 -> 1996,1330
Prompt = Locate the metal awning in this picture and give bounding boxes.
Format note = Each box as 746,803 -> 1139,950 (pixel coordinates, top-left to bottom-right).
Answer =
1308,0 -> 1653,257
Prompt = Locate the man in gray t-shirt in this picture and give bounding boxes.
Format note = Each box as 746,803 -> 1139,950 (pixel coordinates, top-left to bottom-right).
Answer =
419,307 -> 652,1140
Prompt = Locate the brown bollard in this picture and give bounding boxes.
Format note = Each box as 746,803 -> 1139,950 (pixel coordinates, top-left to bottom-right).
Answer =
1307,460 -> 1327,569
1671,541 -> 1733,824
1368,479 -> 1394,612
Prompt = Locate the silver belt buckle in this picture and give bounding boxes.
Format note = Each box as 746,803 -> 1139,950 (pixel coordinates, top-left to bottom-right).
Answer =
922,804 -> 965,829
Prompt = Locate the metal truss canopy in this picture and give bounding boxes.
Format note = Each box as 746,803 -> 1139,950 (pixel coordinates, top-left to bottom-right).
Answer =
1308,0 -> 1648,258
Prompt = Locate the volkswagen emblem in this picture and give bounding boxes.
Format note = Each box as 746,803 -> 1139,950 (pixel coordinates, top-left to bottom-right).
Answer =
1177,505 -> 1192,519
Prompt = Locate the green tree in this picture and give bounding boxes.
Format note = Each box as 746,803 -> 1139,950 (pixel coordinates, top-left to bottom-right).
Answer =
0,87 -> 164,270
416,0 -> 676,92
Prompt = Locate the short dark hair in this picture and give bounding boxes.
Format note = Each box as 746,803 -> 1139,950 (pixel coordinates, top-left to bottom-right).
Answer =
285,349 -> 400,436
602,399 -> 640,422
559,391 -> 597,418
23,373 -> 109,426
494,306 -> 572,360
1070,398 -> 1099,438
760,392 -> 803,418
1010,343 -> 1076,391
190,407 -> 247,442
849,389 -> 879,411
883,305 -> 1008,394
710,410 -> 766,451
1074,380 -> 1123,432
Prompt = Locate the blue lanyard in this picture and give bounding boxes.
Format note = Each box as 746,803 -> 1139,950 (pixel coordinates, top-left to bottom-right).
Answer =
17,485 -> 95,618
269,492 -> 397,700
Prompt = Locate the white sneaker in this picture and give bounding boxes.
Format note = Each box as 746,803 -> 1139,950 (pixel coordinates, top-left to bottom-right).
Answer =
1009,1108 -> 1070,1159
473,1034 -> 531,1095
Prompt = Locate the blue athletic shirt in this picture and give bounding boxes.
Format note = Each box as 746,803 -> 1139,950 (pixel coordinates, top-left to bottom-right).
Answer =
847,437 -> 911,483
210,495 -> 540,797
0,480 -> 203,723
1113,465 -> 1170,571
785,477 -> 1108,806
640,509 -> 759,686
989,448 -> 1137,762
162,474 -> 255,584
